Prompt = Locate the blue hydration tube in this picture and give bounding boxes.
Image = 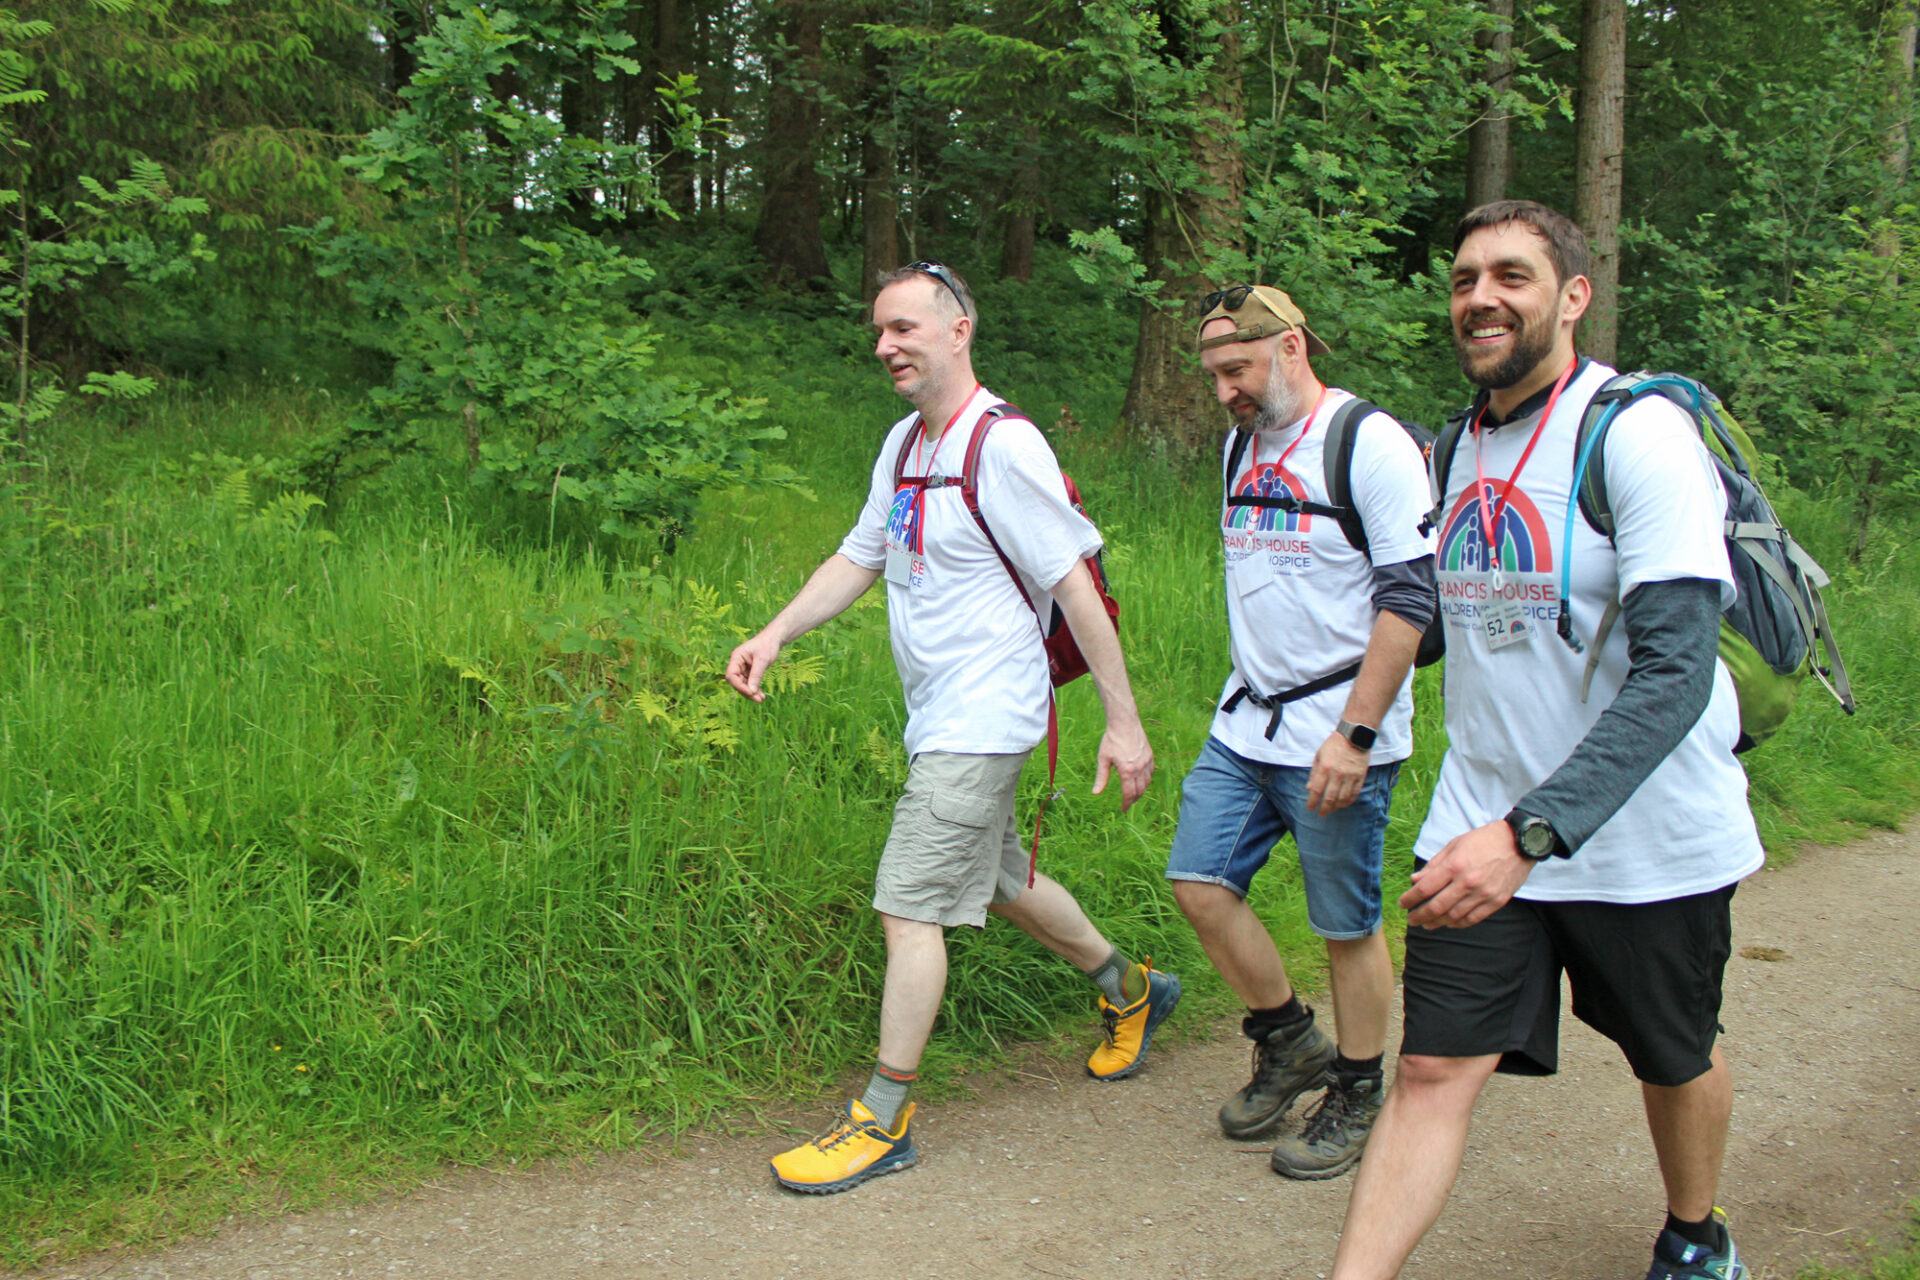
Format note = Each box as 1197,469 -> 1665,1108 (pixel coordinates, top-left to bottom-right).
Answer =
1558,376 -> 1707,652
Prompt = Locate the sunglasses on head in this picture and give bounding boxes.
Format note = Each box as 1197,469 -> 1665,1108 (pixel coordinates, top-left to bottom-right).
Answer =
1199,285 -> 1259,313
907,260 -> 969,315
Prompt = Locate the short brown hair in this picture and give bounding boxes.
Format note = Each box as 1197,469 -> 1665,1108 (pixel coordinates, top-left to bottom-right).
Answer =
1452,201 -> 1591,290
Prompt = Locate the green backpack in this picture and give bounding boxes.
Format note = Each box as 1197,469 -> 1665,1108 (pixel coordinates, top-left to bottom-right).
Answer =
1428,371 -> 1856,751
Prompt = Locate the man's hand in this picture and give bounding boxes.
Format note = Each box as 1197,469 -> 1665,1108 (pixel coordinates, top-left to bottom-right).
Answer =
1092,718 -> 1154,812
1400,819 -> 1535,929
1306,731 -> 1369,816
725,631 -> 782,702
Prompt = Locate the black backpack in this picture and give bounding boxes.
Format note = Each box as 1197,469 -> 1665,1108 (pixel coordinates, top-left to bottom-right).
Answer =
1225,398 -> 1444,668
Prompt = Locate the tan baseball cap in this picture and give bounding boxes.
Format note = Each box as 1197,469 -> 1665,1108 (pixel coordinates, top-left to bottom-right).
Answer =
1196,284 -> 1332,356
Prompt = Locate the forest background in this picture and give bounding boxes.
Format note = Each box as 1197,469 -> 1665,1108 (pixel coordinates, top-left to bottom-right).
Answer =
2,0 -> 1919,1267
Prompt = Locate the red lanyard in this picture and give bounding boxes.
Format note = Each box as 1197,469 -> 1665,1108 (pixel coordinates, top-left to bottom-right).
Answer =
1471,358 -> 1577,575
906,385 -> 981,554
1253,387 -> 1330,486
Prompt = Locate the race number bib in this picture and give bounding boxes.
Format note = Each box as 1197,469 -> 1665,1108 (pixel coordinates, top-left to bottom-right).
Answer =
885,545 -> 927,589
1481,584 -> 1534,651
1228,548 -> 1274,599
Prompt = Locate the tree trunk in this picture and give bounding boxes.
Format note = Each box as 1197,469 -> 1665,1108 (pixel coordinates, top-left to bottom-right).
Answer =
485,65 -> 522,222
857,35 -> 898,289
704,0 -> 736,215
1119,4 -> 1245,453
559,74 -> 599,226
654,0 -> 696,218
861,133 -> 899,290
1574,0 -> 1625,365
753,0 -> 831,285
1465,0 -> 1515,209
999,153 -> 1040,282
1877,0 -> 1916,264
381,0 -> 426,96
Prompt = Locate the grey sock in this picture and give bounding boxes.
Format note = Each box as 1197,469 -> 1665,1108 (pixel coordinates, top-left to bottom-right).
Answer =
858,1061 -> 915,1130
1090,947 -> 1134,1005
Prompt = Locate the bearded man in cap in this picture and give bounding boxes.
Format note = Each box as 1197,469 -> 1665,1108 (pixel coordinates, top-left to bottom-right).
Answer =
1167,285 -> 1437,1180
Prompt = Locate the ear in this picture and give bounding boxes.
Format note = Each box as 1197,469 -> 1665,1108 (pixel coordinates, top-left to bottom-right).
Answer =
1559,273 -> 1593,327
951,313 -> 972,350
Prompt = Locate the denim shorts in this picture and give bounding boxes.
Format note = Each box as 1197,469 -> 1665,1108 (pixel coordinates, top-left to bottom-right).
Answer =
1165,736 -> 1401,941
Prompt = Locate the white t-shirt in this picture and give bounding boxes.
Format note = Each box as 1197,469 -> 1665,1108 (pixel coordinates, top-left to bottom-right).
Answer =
1210,389 -> 1435,767
838,386 -> 1103,757
1415,360 -> 1765,903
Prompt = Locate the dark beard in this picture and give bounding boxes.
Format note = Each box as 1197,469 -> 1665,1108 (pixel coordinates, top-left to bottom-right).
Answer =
1454,317 -> 1555,390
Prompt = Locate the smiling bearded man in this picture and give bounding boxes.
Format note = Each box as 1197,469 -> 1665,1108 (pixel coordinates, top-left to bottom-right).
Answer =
1328,200 -> 1762,1280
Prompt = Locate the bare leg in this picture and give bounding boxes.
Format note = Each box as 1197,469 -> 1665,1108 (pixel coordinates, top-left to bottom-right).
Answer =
1171,880 -> 1294,1007
988,870 -> 1111,972
1325,931 -> 1393,1060
875,913 -> 947,1072
1642,1045 -> 1733,1222
1331,1052 -> 1501,1280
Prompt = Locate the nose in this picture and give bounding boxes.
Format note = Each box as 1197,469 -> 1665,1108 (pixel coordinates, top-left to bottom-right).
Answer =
1213,373 -> 1237,406
1462,273 -> 1502,314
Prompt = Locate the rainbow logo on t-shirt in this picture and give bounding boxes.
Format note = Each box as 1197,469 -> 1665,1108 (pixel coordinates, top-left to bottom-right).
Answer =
1438,480 -> 1554,574
886,484 -> 922,552
1226,462 -> 1313,533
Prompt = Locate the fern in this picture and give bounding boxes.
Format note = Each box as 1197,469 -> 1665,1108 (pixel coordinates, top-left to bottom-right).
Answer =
213,467 -> 252,514
862,726 -> 906,788
763,650 -> 825,694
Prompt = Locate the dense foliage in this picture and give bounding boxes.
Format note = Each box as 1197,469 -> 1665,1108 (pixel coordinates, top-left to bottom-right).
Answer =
0,0 -> 1916,1264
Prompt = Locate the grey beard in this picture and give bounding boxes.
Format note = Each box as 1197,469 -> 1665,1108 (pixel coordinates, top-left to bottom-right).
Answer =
1248,384 -> 1309,434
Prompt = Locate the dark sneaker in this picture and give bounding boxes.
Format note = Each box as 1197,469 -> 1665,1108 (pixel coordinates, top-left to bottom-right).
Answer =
1269,1073 -> 1384,1180
1217,1013 -> 1336,1140
1087,964 -> 1183,1081
1644,1220 -> 1747,1280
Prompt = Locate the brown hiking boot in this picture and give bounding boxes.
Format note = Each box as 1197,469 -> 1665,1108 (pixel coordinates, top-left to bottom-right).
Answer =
1269,1073 -> 1384,1180
1217,1013 -> 1335,1140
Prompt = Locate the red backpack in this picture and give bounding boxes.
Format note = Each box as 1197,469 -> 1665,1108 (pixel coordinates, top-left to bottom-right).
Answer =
889,402 -> 1119,685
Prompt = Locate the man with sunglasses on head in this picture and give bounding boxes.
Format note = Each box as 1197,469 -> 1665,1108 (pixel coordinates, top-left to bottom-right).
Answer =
1330,202 -> 1759,1280
1168,284 -> 1436,1181
726,261 -> 1171,1195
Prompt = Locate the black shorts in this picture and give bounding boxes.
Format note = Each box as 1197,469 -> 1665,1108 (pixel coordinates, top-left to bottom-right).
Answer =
1400,883 -> 1736,1087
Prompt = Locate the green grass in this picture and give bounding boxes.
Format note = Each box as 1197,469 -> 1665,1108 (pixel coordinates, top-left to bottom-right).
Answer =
0,272 -> 1915,1264
1798,1208 -> 1920,1280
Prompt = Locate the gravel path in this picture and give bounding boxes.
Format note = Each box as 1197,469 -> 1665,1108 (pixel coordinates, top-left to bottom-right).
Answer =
33,829 -> 1919,1280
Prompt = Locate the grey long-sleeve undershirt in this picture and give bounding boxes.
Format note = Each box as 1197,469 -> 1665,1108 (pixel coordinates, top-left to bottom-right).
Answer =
1370,554 -> 1438,632
1512,576 -> 1723,855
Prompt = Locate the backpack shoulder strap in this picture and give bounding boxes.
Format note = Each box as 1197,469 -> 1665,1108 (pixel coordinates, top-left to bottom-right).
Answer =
1571,373 -> 1649,540
1421,406 -> 1474,535
1573,371 -> 1723,539
1223,426 -> 1252,505
1320,396 -> 1378,555
958,404 -> 1037,605
891,414 -> 926,487
958,402 -> 1023,527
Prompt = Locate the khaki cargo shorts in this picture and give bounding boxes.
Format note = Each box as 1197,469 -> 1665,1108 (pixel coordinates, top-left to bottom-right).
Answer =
874,750 -> 1034,928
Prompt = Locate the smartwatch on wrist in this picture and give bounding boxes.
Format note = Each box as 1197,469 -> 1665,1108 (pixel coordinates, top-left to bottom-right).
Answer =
1504,809 -> 1565,861
1335,719 -> 1377,751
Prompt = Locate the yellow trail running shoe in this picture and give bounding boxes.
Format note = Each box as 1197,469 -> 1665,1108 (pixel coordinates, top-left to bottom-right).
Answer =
1087,963 -> 1183,1081
769,1100 -> 918,1194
